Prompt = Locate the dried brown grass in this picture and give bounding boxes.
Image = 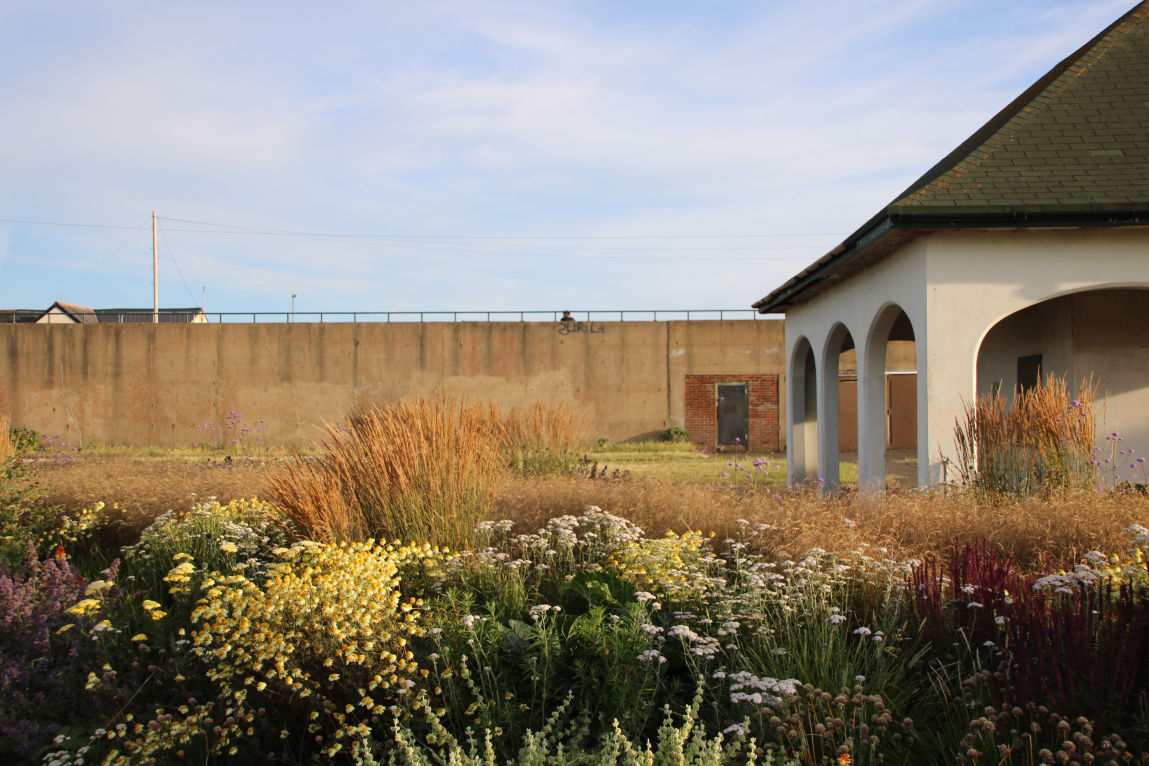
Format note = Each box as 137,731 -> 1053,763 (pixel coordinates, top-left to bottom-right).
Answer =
954,375 -> 1100,493
265,396 -> 505,546
28,424 -> 1149,575
0,415 -> 14,465
494,477 -> 1149,574
495,401 -> 585,475
30,457 -> 266,539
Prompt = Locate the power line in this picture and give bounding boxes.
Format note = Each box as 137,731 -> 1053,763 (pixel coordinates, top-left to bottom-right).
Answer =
57,226 -> 149,300
157,222 -> 200,307
0,217 -> 142,231
2,214 -> 840,262
157,215 -> 843,241
2,214 -> 846,241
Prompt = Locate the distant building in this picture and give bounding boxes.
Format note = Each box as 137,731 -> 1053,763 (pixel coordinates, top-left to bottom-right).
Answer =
93,307 -> 208,324
1,301 -> 209,324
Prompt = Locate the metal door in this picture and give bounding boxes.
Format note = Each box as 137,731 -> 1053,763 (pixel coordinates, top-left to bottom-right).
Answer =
717,383 -> 748,445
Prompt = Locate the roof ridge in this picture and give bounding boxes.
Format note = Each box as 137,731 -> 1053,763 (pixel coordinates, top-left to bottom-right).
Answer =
891,0 -> 1148,210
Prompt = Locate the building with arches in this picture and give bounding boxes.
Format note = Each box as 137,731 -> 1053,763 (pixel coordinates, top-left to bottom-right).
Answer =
753,2 -> 1149,489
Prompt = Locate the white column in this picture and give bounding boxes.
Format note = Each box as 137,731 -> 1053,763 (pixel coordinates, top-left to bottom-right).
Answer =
817,337 -> 842,492
788,344 -> 817,484
856,335 -> 887,493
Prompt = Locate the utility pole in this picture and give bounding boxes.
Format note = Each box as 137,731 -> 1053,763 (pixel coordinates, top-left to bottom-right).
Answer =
152,211 -> 159,323
291,292 -> 297,322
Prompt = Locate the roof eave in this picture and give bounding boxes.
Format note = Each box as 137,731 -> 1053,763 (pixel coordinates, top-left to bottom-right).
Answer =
752,207 -> 1149,314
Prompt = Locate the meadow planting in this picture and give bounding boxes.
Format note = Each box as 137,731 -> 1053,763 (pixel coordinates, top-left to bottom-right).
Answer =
3,393 -> 1149,764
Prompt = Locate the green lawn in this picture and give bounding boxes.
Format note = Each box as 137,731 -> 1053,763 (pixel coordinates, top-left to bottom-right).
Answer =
586,440 -> 862,485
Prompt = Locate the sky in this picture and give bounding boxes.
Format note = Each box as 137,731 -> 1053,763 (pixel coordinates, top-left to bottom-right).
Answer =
0,0 -> 1135,319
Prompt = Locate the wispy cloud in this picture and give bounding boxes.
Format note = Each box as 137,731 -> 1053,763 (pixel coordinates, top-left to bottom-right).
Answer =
0,0 -> 1134,312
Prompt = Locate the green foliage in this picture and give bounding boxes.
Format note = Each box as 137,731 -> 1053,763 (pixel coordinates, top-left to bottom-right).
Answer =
15,499 -> 1149,764
559,570 -> 638,614
0,461 -> 67,568
663,426 -> 690,443
387,686 -> 786,765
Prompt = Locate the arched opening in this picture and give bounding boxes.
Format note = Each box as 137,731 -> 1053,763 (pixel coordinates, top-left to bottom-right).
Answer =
788,336 -> 818,484
976,287 -> 1149,463
819,323 -> 856,490
861,305 -> 918,489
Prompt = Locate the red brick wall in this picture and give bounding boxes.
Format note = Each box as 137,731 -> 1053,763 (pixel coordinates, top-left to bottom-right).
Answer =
684,374 -> 779,451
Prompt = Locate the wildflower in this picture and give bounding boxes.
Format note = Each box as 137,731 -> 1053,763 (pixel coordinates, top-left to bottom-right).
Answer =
130,633 -> 148,642
85,579 -> 112,596
66,598 -> 101,616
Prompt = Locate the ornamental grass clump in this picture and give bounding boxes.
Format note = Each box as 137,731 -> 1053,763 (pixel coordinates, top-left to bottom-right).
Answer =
0,415 -> 14,466
953,374 -> 1099,494
266,396 -> 506,548
906,532 -> 1149,761
495,401 -> 584,476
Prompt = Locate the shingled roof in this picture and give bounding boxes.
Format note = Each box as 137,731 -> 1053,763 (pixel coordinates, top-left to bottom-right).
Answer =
755,1 -> 1149,313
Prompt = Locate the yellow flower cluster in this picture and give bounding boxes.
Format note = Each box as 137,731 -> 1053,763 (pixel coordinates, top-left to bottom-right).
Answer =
110,539 -> 435,761
165,496 -> 275,527
606,530 -> 719,599
163,553 -> 197,596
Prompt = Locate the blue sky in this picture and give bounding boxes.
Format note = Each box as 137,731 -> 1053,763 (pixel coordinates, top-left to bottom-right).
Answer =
0,1 -> 1134,317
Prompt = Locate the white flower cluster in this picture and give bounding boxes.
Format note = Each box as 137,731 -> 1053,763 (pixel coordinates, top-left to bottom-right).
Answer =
723,670 -> 801,708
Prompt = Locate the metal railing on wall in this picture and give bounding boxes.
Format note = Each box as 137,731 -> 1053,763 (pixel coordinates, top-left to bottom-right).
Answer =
212,309 -> 767,324
5,309 -> 775,324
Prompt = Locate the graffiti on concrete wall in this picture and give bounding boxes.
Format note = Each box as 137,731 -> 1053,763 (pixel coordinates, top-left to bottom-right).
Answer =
557,321 -> 605,335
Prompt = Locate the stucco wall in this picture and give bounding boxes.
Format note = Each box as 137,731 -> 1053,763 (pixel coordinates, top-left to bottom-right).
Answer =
777,226 -> 1149,487
0,320 -> 786,449
781,238 -> 930,486
925,228 -> 1149,480
977,288 -> 1149,455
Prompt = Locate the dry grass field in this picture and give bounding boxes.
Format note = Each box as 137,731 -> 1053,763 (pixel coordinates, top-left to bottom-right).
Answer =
24,442 -> 1149,575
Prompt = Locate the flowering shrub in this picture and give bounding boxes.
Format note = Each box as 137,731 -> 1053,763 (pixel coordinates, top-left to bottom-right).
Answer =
0,547 -> 133,759
11,497 -> 1149,764
98,539 -> 440,763
121,496 -> 293,598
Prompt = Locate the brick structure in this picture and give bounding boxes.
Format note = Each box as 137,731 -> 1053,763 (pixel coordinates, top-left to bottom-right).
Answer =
684,374 -> 779,452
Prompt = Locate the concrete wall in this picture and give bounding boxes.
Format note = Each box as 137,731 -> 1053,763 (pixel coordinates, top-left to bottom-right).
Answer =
0,319 -> 786,449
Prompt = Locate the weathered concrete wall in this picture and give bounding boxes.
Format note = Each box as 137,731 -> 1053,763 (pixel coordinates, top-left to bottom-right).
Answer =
0,320 -> 787,449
